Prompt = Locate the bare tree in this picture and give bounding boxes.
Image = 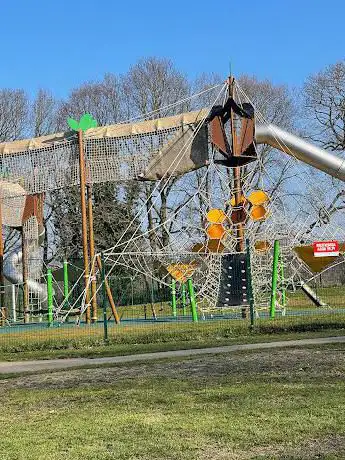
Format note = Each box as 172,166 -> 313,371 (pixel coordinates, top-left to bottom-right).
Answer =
56,73 -> 123,129
122,57 -> 191,254
238,75 -> 296,130
27,89 -> 61,264
122,57 -> 190,119
235,75 -> 297,198
192,72 -> 224,109
304,61 -> 345,151
302,61 -> 345,236
0,89 -> 28,258
0,89 -> 28,142
31,89 -> 60,137
50,74 -> 141,263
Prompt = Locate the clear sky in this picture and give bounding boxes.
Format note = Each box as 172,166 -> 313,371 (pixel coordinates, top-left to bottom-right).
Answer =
1,0 -> 344,97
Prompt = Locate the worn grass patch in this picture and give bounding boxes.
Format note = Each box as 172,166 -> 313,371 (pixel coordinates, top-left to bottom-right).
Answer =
0,345 -> 344,459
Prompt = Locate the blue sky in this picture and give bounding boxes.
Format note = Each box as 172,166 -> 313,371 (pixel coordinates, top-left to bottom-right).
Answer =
1,0 -> 344,97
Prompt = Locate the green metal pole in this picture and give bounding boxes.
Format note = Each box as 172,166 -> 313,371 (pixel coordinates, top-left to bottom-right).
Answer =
280,252 -> 286,309
270,240 -> 280,319
101,252 -> 108,342
63,259 -> 69,309
47,268 -> 53,326
245,239 -> 255,328
187,278 -> 198,322
171,279 -> 177,317
181,282 -> 187,316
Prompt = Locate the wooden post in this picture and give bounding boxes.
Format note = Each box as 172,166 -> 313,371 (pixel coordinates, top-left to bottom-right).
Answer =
47,268 -> 53,326
87,184 -> 98,322
0,197 -> 5,325
78,129 -> 91,323
96,255 -> 120,324
229,76 -> 247,318
21,230 -> 29,323
228,76 -> 245,252
100,252 -> 108,342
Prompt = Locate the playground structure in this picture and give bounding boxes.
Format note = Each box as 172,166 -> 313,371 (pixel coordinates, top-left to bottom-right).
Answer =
0,76 -> 344,327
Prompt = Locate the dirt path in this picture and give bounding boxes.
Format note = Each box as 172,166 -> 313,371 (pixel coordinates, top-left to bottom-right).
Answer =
0,335 -> 344,375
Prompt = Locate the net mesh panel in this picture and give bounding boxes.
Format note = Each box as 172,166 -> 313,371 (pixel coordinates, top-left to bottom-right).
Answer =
0,122 -> 202,196
0,182 -> 26,226
0,140 -> 79,195
85,127 -> 182,183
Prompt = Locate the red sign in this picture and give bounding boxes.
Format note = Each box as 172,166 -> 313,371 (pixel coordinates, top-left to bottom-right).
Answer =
313,240 -> 339,257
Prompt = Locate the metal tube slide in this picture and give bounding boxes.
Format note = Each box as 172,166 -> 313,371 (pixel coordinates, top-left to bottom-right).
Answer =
4,250 -> 47,301
255,124 -> 345,182
300,282 -> 328,308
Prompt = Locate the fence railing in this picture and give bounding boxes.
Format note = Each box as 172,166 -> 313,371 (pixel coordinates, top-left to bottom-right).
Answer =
0,264 -> 344,354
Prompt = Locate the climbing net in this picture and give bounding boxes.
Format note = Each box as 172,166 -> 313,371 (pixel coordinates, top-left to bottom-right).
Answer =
77,79 -> 345,318
1,78 -> 344,321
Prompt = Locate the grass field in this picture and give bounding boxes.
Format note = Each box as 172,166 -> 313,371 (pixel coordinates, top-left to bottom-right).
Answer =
1,343 -> 345,459
286,286 -> 345,308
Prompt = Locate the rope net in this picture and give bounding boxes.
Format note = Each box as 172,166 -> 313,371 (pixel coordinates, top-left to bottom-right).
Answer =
0,80 -> 344,322
94,80 -> 345,317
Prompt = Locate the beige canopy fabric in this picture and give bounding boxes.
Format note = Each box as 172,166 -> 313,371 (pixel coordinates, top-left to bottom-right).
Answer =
0,109 -> 209,156
0,181 -> 26,227
138,124 -> 209,180
0,108 -> 211,195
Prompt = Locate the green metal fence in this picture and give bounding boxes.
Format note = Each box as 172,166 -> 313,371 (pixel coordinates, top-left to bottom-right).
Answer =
0,253 -> 344,354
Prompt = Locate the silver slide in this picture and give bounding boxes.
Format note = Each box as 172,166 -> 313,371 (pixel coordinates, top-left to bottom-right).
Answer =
255,124 -> 345,182
4,248 -> 47,300
3,226 -> 47,301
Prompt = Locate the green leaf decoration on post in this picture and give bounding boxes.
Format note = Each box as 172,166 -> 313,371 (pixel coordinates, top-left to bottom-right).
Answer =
67,113 -> 98,132
67,118 -> 79,131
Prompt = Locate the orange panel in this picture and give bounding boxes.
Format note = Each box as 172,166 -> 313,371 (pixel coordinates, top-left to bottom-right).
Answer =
250,205 -> 268,221
254,240 -> 271,252
207,239 -> 225,253
247,190 -> 269,206
206,223 -> 226,240
206,208 -> 226,224
167,263 -> 197,282
191,242 -> 204,253
191,240 -> 225,253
